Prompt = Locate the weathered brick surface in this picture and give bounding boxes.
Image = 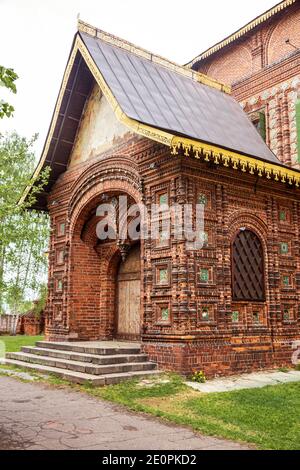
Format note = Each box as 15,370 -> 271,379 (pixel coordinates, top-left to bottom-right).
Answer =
44,4 -> 300,375
196,2 -> 300,168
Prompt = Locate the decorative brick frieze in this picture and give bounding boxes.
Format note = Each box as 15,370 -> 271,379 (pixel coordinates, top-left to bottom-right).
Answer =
44,94 -> 300,376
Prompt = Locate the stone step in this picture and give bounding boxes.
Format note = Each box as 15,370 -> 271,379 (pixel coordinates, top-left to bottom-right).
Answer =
4,359 -> 105,385
102,370 -> 161,385
6,352 -> 156,375
35,341 -> 141,356
4,359 -> 161,385
21,346 -> 148,365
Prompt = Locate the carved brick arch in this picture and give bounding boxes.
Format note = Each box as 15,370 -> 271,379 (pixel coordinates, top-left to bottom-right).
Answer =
267,9 -> 300,65
68,168 -> 143,239
206,44 -> 252,85
69,156 -> 141,203
264,21 -> 278,67
66,168 -> 144,341
227,211 -> 268,242
80,199 -> 141,247
81,212 -> 117,246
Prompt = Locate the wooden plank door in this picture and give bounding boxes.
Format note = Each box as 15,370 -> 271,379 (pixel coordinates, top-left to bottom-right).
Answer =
117,245 -> 141,339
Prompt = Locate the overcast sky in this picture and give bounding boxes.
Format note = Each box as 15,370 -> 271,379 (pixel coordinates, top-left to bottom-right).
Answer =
0,0 -> 277,158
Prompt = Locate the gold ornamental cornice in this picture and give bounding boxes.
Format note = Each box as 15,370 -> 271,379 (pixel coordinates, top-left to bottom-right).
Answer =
19,34 -> 174,205
20,24 -> 300,206
171,136 -> 300,188
19,36 -> 82,205
76,36 -> 173,146
187,0 -> 296,67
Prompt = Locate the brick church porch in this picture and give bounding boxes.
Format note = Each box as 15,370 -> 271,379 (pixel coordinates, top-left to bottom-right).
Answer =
5,339 -> 159,385
22,8 -> 300,379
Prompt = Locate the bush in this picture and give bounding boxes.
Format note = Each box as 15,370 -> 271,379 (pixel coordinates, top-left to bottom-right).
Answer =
190,370 -> 206,383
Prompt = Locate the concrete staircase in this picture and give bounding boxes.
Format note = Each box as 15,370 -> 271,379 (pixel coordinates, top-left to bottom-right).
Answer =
5,340 -> 159,386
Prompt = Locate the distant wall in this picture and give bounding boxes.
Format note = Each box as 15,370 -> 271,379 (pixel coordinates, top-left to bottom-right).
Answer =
0,315 -> 21,335
195,2 -> 300,168
196,3 -> 300,86
205,44 -> 253,85
267,8 -> 300,65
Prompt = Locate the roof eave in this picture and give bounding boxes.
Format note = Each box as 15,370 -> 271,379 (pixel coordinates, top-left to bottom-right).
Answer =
171,135 -> 300,187
20,22 -> 300,210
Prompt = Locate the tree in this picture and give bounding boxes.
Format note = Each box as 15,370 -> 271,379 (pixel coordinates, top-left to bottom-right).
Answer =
32,284 -> 48,317
0,66 -> 18,118
0,132 -> 50,315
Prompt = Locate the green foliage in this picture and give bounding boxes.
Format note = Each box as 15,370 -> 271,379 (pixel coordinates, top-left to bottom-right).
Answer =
190,370 -> 206,383
89,373 -> 185,408
84,374 -> 300,450
0,132 -> 50,313
32,284 -> 48,317
182,382 -> 300,450
0,335 -> 44,352
278,367 -> 289,373
0,66 -> 18,119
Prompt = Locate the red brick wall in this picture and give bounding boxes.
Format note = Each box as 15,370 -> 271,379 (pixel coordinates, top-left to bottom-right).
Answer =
23,321 -> 42,336
44,131 -> 300,377
195,2 -> 300,168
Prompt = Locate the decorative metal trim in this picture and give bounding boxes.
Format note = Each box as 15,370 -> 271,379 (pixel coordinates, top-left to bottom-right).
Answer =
77,20 -> 231,94
19,34 -> 174,206
20,18 -> 300,207
117,241 -> 132,262
171,136 -> 300,188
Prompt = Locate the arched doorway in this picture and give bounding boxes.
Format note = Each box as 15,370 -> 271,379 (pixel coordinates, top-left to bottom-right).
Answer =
116,244 -> 141,340
67,186 -> 143,342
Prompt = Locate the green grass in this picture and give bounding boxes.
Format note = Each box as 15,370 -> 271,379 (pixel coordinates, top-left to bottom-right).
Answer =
84,374 -> 300,450
0,347 -> 299,449
0,335 -> 44,352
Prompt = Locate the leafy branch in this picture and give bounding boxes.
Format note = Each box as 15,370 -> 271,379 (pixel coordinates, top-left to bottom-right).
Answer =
0,66 -> 18,119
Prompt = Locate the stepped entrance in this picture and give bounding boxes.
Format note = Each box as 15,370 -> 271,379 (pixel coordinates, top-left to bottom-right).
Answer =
5,340 -> 158,385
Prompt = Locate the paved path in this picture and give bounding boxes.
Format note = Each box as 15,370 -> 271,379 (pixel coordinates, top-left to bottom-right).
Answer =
0,376 -> 248,450
186,369 -> 300,393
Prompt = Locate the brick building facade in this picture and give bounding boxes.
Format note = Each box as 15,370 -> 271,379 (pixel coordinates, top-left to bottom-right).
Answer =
189,0 -> 300,168
25,1 -> 300,377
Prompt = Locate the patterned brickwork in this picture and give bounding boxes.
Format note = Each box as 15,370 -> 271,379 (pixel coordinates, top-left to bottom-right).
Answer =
45,129 -> 300,376
44,3 -> 300,375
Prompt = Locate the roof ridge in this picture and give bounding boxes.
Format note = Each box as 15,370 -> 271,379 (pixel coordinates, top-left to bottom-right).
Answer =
186,0 -> 296,68
77,19 -> 231,94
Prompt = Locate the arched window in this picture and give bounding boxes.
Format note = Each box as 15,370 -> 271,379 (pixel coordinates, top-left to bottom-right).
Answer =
232,229 -> 265,301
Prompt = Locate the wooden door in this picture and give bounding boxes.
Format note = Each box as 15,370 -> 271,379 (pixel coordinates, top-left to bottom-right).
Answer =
117,244 -> 141,339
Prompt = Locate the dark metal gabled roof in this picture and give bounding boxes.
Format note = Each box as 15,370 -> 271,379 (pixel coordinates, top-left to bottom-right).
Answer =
24,22 -> 291,210
80,31 -> 279,165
